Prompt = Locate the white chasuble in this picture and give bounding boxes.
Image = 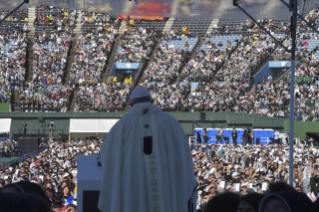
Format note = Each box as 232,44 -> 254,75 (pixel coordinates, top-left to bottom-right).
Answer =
98,102 -> 197,212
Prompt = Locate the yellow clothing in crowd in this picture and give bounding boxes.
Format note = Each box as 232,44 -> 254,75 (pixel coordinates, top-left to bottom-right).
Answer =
129,19 -> 135,25
124,76 -> 133,85
113,76 -> 117,83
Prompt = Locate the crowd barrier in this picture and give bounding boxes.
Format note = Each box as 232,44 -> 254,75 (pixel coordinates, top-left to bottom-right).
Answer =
0,145 -> 46,170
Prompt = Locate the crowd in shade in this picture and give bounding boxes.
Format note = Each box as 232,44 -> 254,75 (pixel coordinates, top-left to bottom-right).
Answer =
0,139 -> 19,157
32,6 -> 76,85
0,137 -> 103,212
0,9 -> 28,104
74,81 -> 131,112
191,139 -> 319,212
15,6 -> 76,113
17,81 -> 73,112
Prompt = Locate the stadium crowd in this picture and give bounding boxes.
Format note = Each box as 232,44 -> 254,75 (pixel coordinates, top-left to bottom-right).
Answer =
17,81 -> 73,112
0,9 -> 28,104
114,24 -> 157,63
74,81 -> 131,112
0,137 -> 102,212
3,132 -> 319,212
139,32 -> 194,111
0,5 -> 317,123
191,138 -> 319,212
34,6 -> 77,27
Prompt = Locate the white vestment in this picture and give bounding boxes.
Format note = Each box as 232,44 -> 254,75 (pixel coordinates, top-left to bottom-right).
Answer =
98,102 -> 197,212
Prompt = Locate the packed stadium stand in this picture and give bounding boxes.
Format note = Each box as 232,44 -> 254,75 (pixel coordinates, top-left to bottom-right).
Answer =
0,4 -> 316,120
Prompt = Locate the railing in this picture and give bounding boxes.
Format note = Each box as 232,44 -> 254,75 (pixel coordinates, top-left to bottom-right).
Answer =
18,129 -> 41,137
18,128 -> 64,137
0,146 -> 46,170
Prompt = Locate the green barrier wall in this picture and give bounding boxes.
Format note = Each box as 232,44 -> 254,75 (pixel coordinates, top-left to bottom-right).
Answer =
4,111 -> 318,138
0,104 -> 10,112
284,120 -> 319,139
5,112 -> 287,136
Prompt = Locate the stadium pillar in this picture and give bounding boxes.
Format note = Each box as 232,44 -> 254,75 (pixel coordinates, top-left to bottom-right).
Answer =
289,0 -> 297,186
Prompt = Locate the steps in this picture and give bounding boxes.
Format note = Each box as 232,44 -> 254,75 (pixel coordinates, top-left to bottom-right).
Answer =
12,90 -> 20,112
64,12 -> 82,84
135,38 -> 164,87
206,19 -> 219,34
209,38 -> 241,83
101,39 -> 120,83
163,18 -> 175,33
26,7 -> 35,82
118,21 -> 127,35
69,87 -> 79,112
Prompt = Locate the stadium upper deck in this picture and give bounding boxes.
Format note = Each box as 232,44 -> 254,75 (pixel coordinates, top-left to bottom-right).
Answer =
0,5 -> 318,121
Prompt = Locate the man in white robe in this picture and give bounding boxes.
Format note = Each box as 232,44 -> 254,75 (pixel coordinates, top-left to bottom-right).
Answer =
98,87 -> 197,212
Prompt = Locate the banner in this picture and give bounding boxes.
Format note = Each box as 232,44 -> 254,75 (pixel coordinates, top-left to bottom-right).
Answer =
1,0 -> 318,20
118,15 -> 164,21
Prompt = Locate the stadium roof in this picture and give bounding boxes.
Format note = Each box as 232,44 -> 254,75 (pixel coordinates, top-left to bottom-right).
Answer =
2,0 -> 318,20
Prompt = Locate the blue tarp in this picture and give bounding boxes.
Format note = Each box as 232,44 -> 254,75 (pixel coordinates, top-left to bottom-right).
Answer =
0,137 -> 8,141
194,128 -> 274,145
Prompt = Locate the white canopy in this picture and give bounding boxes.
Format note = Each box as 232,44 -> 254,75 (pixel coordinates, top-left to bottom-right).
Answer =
69,119 -> 119,133
0,118 -> 11,134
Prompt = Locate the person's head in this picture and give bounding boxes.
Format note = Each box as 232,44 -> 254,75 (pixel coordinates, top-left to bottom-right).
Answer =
130,87 -> 152,106
259,190 -> 312,212
237,193 -> 264,212
44,188 -> 54,199
66,204 -> 77,212
263,182 -> 295,195
1,181 -> 51,205
44,181 -> 54,190
52,202 -> 62,212
205,192 -> 241,212
62,186 -> 70,196
0,192 -> 51,212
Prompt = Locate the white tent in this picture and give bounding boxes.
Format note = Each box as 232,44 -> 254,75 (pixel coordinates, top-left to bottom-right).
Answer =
69,119 -> 119,139
0,118 -> 11,134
